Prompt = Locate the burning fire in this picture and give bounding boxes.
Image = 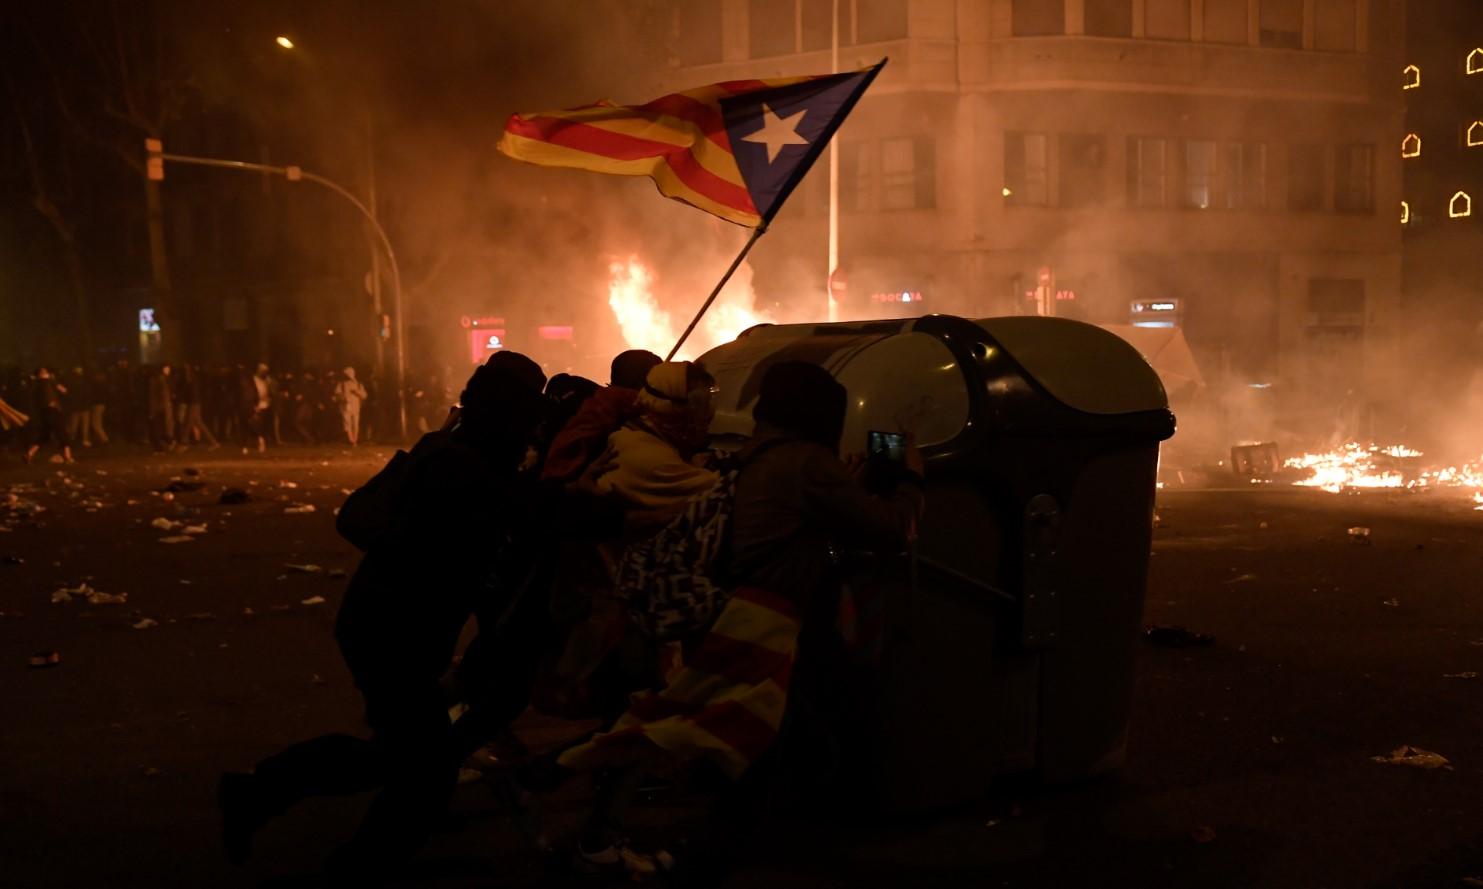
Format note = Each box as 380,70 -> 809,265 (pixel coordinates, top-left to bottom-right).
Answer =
1285,442 -> 1483,501
606,255 -> 770,360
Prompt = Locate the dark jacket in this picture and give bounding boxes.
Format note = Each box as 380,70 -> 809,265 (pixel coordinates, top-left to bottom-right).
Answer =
729,431 -> 925,610
334,433 -> 518,687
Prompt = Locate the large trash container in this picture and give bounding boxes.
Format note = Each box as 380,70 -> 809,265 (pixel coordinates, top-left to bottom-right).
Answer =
699,314 -> 1175,812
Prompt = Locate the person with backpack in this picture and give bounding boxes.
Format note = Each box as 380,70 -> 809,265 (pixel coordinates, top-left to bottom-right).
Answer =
218,354 -> 550,880
550,360 -> 926,877
540,349 -> 661,484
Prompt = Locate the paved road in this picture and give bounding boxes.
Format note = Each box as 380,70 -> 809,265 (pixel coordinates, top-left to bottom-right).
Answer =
2,449 -> 1482,888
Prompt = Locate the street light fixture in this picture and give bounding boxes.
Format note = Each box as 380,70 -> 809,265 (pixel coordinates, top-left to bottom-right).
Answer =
275,36 -> 295,50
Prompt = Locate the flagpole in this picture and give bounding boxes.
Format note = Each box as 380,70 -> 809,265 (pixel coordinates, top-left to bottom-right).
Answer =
827,0 -> 840,323
666,225 -> 768,361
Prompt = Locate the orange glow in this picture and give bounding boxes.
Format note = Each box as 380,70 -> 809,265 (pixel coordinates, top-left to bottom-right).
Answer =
1450,191 -> 1472,218
1286,444 -> 1483,498
1401,133 -> 1420,158
607,257 -> 676,358
1403,64 -> 1421,89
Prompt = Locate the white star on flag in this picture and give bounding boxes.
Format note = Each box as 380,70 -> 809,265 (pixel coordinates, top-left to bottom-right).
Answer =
741,103 -> 810,163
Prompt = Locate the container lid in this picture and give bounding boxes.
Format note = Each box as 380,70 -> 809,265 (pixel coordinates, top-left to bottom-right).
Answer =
975,317 -> 1168,415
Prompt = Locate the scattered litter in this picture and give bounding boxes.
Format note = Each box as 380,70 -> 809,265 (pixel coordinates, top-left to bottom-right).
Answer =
283,504 -> 317,515
1190,826 -> 1217,844
242,607 -> 255,616
142,767 -> 162,777
1144,625 -> 1215,647
1370,745 -> 1451,770
1382,598 -> 1400,608
328,568 -> 348,580
300,595 -> 327,606
182,524 -> 208,535
984,819 -> 1002,829
159,480 -> 204,494
284,563 -> 324,574
1224,573 -> 1258,584
340,488 -> 353,495
179,580 -> 193,586
1271,736 -> 1284,744
158,536 -> 195,544
160,492 -> 175,502
131,618 -> 159,630
278,481 -> 299,489
218,489 -> 251,505
1444,672 -> 1479,680
1347,526 -> 1371,545
28,650 -> 61,668
150,517 -> 182,531
86,590 -> 128,606
1258,521 -> 1269,530
183,468 -> 200,477
51,583 -> 97,604
311,673 -> 327,685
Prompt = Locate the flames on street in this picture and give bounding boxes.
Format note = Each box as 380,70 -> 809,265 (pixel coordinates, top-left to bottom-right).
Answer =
1285,443 -> 1483,508
606,255 -> 769,361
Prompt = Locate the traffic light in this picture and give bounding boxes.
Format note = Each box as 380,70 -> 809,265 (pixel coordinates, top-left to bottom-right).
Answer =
145,138 -> 164,181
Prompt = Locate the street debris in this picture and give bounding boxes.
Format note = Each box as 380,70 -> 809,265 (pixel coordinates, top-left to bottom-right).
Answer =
158,536 -> 195,544
150,517 -> 182,531
1347,526 -> 1372,545
328,568 -> 347,580
1224,573 -> 1257,584
131,618 -> 160,630
51,583 -> 125,605
242,607 -> 255,616
284,563 -> 324,574
1370,745 -> 1451,770
278,481 -> 299,489
1144,625 -> 1215,647
1382,598 -> 1400,608
2,555 -> 24,565
300,595 -> 327,606
1443,672 -> 1479,680
218,488 -> 251,505
182,524 -> 208,535
28,650 -> 61,668
159,479 -> 205,494
283,504 -> 317,515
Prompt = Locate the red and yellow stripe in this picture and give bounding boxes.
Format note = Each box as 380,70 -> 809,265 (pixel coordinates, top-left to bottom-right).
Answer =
557,586 -> 800,780
497,75 -> 832,228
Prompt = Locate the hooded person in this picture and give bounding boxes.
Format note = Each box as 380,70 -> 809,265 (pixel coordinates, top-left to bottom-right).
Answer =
334,366 -> 370,446
590,360 -> 719,522
552,361 -> 927,877
220,356 -> 550,879
540,349 -> 661,483
24,367 -> 72,465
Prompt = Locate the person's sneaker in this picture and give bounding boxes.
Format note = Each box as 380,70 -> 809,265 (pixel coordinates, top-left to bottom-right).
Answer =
218,772 -> 266,865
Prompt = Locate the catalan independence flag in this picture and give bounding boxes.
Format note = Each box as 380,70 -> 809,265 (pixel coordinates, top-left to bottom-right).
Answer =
498,61 -> 885,229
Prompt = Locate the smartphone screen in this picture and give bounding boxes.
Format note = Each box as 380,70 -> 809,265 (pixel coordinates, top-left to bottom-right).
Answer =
867,430 -> 907,464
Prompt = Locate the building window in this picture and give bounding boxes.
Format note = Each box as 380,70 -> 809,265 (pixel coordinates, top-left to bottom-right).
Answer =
1128,137 -> 1168,208
1289,143 -> 1326,212
1183,141 -> 1216,208
1012,0 -> 1065,36
1314,0 -> 1356,52
1469,122 -> 1483,147
1260,0 -> 1303,49
1403,64 -> 1421,89
1085,0 -> 1134,37
1146,0 -> 1192,39
749,0 -> 797,57
1333,144 -> 1373,213
856,0 -> 909,43
1223,143 -> 1268,209
1204,0 -> 1248,45
1451,191 -> 1473,218
1059,134 -> 1107,207
843,141 -> 876,211
1004,132 -> 1049,206
1400,201 -> 1410,224
880,137 -> 935,210
1469,49 -> 1483,75
1401,133 -> 1421,158
676,0 -> 724,65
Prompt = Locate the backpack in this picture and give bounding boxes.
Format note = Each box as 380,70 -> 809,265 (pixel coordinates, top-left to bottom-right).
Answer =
335,432 -> 448,551
616,462 -> 741,641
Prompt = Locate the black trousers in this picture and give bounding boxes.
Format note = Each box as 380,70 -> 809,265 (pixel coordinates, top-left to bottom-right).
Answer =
252,677 -> 456,863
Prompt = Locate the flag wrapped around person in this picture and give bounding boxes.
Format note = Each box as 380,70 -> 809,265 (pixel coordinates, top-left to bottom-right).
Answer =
498,61 -> 885,228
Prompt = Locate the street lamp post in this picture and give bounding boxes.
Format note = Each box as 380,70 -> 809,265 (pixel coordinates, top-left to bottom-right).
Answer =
146,144 -> 408,439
